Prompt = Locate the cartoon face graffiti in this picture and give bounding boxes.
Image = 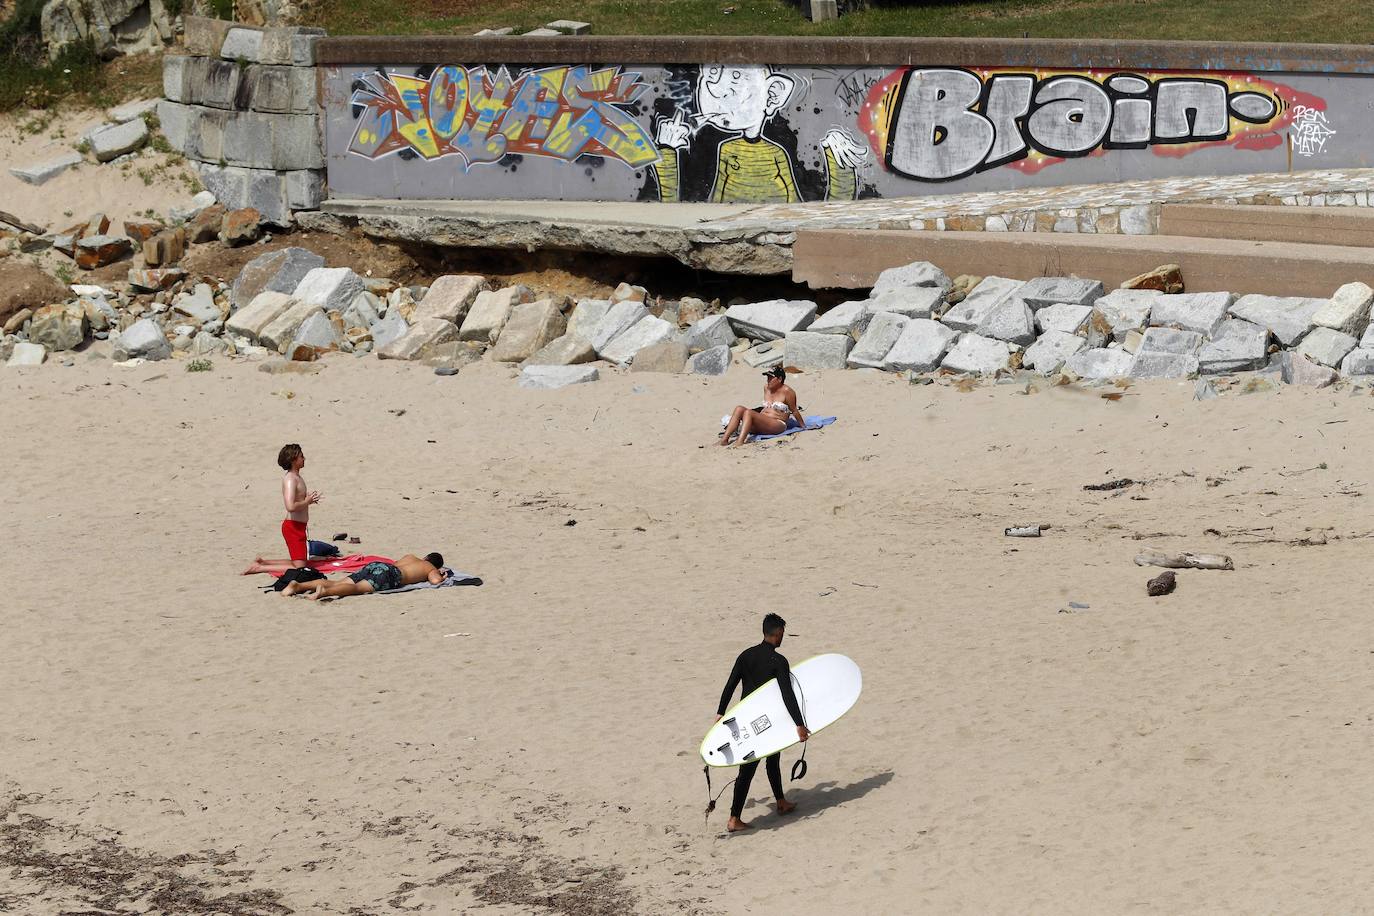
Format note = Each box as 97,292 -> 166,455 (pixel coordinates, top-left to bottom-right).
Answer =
651,63 -> 868,204
696,65 -> 796,135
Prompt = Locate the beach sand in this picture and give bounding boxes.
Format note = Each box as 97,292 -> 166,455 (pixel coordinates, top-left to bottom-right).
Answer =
3,355 -> 1373,913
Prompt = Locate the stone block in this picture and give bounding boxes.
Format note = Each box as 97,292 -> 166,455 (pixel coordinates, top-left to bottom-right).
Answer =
460,285 -> 530,343
1089,289 -> 1158,341
1229,294 -> 1324,347
631,341 -> 689,373
291,309 -> 341,352
522,28 -> 562,36
1149,292 -> 1232,337
1035,303 -> 1094,337
610,282 -> 647,304
1023,330 -> 1087,375
741,340 -> 784,369
198,164 -> 292,226
162,55 -> 191,102
142,227 -> 186,267
600,314 -> 677,365
567,298 -> 612,340
29,303 -> 88,352
1198,319 -> 1268,374
546,19 -> 591,33
184,16 -> 232,56
221,26 -> 264,61
975,297 -> 1035,345
116,318 -> 171,360
200,59 -> 242,109
865,286 -> 944,319
294,267 -> 364,313
683,313 -> 738,350
807,300 -> 868,336
156,100 -> 191,151
90,118 -> 147,162
413,274 -> 489,324
342,291 -> 381,330
526,333 -> 596,366
290,32 -> 321,66
9,152 -> 81,186
244,65 -> 294,113
1017,277 -> 1104,311
725,299 -> 817,341
784,330 -> 854,369
847,311 -> 907,368
1137,327 -> 1204,356
258,27 -> 295,66
687,344 -> 732,376
491,299 -> 567,362
1295,326 -> 1358,368
1339,348 -> 1374,376
883,319 -> 958,373
369,312 -> 409,351
941,333 -> 1011,375
587,300 -> 647,352
871,260 -> 951,296
226,291 -> 296,342
6,341 -> 46,367
518,365 -> 599,389
259,297 -> 322,351
941,276 -> 1021,331
109,97 -> 159,123
1313,282 -> 1373,337
1129,350 -> 1199,379
1064,347 -> 1134,380
288,67 -> 317,114
377,317 -> 459,360
1122,263 -> 1183,293
219,207 -> 262,246
75,235 -> 133,269
1269,351 -> 1338,387
285,170 -> 323,210
232,247 -> 324,311
173,283 -> 221,324
128,268 -> 186,292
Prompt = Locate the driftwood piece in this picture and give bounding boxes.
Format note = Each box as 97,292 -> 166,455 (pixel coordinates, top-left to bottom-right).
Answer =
0,209 -> 44,235
1134,550 -> 1234,571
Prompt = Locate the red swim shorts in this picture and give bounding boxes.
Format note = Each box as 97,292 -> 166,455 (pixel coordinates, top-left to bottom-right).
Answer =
281,519 -> 308,561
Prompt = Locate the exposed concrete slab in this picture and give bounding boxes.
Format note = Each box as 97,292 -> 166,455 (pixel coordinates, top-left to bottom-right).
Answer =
794,230 -> 1374,298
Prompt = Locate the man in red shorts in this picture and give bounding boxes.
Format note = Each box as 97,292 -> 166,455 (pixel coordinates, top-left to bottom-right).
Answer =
278,443 -> 321,568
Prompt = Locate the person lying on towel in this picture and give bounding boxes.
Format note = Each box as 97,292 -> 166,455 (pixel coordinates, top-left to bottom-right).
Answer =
720,365 -> 806,447
282,552 -> 445,599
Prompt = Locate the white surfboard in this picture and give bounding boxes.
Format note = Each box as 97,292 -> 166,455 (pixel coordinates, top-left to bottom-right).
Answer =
700,653 -> 861,768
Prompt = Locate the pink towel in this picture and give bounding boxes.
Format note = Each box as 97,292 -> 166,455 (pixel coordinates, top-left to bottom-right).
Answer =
258,554 -> 394,577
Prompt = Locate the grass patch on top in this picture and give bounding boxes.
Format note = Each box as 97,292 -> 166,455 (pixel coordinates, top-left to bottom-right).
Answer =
312,0 -> 1374,44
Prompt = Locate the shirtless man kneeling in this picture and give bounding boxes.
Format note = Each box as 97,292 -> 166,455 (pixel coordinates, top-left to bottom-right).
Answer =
283,553 -> 446,600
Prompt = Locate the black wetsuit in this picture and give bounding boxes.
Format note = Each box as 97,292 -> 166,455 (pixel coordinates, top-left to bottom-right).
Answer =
717,640 -> 805,819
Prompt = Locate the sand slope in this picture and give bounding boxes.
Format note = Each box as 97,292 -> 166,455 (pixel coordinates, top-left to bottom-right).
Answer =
3,355 -> 1373,913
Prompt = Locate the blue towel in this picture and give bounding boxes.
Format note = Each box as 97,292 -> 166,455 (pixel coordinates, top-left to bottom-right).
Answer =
380,568 -> 483,594
750,415 -> 837,442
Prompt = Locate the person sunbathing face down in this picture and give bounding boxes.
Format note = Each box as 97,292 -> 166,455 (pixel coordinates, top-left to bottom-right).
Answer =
281,552 -> 446,599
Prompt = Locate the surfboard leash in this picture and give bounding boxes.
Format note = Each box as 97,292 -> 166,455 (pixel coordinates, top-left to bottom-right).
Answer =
703,766 -> 738,824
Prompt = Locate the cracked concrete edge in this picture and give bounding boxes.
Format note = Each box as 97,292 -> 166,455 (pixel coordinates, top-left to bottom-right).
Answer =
294,210 -> 794,275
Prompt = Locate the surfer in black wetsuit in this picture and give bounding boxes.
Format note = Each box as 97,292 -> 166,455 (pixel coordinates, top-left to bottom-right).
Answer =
715,613 -> 810,832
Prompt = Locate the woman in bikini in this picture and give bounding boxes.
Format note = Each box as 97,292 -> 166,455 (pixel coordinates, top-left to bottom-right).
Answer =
719,365 -> 807,447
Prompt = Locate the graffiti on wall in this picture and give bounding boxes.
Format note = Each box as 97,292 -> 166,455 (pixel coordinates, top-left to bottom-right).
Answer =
346,65 -> 659,168
860,67 -> 1329,182
648,64 -> 869,203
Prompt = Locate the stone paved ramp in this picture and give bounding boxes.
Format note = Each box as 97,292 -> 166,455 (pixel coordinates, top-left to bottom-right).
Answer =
303,168 -> 1374,278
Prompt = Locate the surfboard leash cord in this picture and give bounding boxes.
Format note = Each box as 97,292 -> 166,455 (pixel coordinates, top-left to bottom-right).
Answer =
703,767 -> 738,824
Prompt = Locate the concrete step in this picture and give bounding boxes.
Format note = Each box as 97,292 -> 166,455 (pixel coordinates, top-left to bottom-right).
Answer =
1160,203 -> 1374,248
793,230 -> 1374,297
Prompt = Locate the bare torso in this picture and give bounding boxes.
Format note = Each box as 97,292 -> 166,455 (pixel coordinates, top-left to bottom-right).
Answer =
283,471 -> 308,523
761,383 -> 798,422
394,555 -> 438,585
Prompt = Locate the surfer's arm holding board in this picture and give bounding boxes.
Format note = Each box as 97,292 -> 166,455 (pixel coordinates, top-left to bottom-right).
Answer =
775,655 -> 810,742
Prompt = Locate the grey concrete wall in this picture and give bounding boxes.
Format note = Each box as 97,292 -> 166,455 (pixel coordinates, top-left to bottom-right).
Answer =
316,38 -> 1371,204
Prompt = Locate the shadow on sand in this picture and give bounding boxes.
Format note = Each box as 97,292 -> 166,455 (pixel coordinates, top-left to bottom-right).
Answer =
743,769 -> 894,831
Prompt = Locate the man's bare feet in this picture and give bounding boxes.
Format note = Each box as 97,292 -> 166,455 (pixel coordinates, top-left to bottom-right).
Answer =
776,799 -> 797,815
242,557 -> 267,575
726,816 -> 752,833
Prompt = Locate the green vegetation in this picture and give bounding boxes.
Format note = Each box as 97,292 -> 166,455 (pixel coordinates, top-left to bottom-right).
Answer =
314,0 -> 1374,44
186,358 -> 214,372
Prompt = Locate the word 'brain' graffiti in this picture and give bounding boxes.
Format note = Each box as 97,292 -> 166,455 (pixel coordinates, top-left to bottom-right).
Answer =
863,68 -> 1319,182
347,65 -> 658,169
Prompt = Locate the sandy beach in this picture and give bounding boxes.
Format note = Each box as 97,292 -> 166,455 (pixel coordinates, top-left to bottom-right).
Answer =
4,355 -> 1374,914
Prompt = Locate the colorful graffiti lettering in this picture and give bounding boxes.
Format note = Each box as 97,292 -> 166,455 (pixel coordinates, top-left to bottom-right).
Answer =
651,64 -> 868,204
860,67 -> 1326,181
347,65 -> 659,169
